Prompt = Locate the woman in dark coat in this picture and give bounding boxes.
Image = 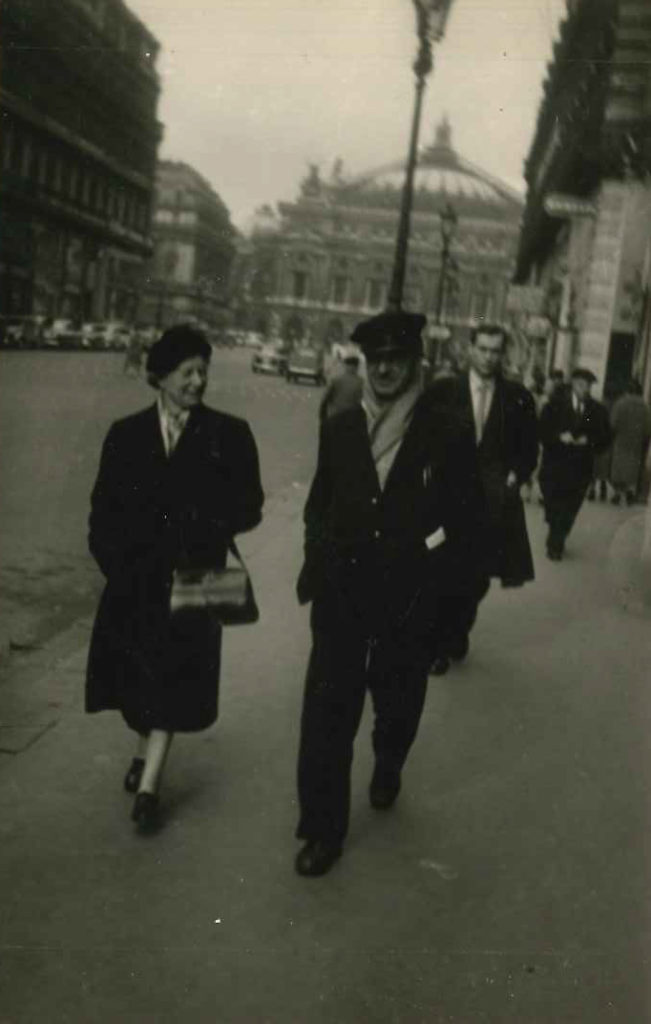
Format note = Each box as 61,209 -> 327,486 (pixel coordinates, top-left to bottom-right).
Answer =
86,325 -> 264,831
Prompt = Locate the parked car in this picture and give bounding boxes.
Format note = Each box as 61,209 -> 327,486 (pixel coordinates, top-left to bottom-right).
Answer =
286,346 -> 325,385
81,321 -> 133,350
251,343 -> 289,376
43,319 -> 84,348
0,315 -> 48,348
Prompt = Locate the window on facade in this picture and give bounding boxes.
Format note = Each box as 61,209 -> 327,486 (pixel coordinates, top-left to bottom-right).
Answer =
293,271 -> 308,300
366,279 -> 385,309
331,275 -> 349,305
68,165 -> 78,200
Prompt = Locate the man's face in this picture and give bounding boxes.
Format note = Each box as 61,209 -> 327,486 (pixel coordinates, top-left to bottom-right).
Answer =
571,378 -> 590,403
468,331 -> 505,379
366,350 -> 418,402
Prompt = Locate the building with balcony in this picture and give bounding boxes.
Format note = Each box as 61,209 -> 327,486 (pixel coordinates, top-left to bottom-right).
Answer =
515,0 -> 651,399
0,0 -> 162,321
139,161 -> 237,330
235,119 -> 523,362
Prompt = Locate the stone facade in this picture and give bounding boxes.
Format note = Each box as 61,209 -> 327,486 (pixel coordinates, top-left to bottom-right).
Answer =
235,120 -> 523,364
139,161 -> 237,330
0,0 -> 162,321
516,0 -> 651,400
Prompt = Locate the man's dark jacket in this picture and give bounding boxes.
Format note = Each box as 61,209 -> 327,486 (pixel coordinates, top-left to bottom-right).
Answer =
428,373 -> 538,584
539,387 -> 612,494
297,395 -> 488,640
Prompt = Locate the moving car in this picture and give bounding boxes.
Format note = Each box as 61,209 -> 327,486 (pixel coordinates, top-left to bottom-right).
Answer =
82,321 -> 133,350
251,343 -> 288,376
286,347 -> 325,385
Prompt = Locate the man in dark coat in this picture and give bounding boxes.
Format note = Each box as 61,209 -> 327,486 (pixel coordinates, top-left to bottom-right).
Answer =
294,311 -> 487,877
427,324 -> 538,673
539,367 -> 612,559
86,325 -> 263,830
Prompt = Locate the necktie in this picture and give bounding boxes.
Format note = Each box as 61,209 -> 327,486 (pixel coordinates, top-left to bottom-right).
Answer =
475,383 -> 489,443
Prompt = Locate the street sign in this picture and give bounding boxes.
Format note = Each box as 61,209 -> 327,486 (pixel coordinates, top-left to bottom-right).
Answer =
544,193 -> 597,218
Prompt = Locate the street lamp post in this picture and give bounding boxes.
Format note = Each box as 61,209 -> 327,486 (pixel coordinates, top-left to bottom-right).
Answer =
434,200 -> 457,323
386,0 -> 455,312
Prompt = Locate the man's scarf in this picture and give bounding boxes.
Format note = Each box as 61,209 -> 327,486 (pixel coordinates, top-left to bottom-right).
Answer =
362,376 -> 422,489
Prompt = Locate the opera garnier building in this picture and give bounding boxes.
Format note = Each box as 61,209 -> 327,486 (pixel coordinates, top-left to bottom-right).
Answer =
237,119 -> 523,364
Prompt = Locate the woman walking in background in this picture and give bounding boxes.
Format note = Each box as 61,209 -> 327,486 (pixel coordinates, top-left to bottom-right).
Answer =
86,325 -> 264,832
609,380 -> 651,506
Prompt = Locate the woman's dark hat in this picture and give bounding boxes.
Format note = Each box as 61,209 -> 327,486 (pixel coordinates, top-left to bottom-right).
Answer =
351,312 -> 426,358
571,367 -> 597,383
146,325 -> 212,381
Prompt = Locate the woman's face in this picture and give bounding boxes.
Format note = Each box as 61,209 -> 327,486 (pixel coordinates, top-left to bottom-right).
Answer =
159,356 -> 208,410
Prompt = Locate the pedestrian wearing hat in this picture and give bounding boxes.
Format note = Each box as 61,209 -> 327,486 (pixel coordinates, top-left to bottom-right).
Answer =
86,325 -> 264,831
427,324 -> 538,674
293,311 -> 487,876
539,368 -> 612,560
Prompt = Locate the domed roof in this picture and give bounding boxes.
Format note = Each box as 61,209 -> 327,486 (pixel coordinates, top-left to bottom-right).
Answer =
349,118 -> 523,212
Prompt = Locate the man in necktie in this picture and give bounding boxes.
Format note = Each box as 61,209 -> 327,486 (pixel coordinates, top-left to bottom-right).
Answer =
428,324 -> 538,674
539,367 -> 612,560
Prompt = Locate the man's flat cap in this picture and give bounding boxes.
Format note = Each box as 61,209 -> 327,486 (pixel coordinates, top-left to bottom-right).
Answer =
571,367 -> 597,383
351,311 -> 425,357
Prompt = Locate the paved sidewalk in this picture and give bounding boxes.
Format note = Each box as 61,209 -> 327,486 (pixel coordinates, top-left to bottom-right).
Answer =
0,488 -> 649,1022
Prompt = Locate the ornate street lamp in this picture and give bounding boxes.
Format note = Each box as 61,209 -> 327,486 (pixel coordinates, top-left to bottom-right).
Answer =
386,0 -> 455,312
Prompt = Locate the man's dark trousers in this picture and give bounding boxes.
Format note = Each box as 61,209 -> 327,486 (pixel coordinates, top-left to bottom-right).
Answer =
297,618 -> 430,846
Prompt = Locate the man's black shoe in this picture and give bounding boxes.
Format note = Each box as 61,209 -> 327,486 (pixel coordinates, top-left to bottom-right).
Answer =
429,655 -> 450,676
369,764 -> 401,810
295,840 -> 342,877
546,546 -> 562,561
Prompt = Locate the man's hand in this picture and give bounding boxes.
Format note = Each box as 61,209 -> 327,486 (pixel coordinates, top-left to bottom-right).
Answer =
574,435 -> 588,446
559,431 -> 575,444
506,470 -> 518,488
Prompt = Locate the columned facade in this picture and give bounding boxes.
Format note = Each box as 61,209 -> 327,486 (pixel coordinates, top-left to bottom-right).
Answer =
236,121 -> 523,366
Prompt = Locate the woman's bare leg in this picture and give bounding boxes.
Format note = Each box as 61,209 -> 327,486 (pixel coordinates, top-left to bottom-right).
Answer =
139,730 -> 174,795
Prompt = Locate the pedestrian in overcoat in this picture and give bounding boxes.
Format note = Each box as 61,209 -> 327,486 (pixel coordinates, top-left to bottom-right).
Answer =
86,325 -> 263,831
539,367 -> 611,559
427,324 -> 538,673
294,311 -> 487,877
609,380 -> 651,505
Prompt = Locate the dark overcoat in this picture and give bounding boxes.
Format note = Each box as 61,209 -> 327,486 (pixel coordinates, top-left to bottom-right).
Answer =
428,373 -> 538,584
610,394 -> 651,488
539,390 -> 612,498
86,403 -> 263,733
297,395 -> 489,641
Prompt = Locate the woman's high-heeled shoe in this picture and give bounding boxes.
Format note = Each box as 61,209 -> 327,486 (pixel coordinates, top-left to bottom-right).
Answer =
124,757 -> 145,794
131,792 -> 160,832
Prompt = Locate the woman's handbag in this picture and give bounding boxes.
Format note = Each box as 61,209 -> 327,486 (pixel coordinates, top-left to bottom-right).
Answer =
170,540 -> 259,626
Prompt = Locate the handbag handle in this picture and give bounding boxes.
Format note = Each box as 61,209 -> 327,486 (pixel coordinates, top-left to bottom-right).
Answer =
228,538 -> 249,571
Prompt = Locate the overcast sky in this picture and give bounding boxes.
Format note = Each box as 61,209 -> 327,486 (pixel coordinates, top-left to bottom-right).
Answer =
127,0 -> 566,228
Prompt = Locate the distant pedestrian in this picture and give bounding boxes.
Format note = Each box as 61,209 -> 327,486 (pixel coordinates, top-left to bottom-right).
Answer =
123,331 -> 144,376
319,343 -> 363,421
294,311 -> 486,876
86,325 -> 264,832
539,367 -> 612,560
609,380 -> 651,506
427,324 -> 538,674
